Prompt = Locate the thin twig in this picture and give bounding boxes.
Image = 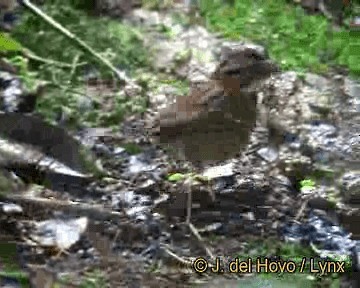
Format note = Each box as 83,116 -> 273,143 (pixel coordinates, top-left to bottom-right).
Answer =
188,222 -> 215,260
21,0 -> 134,85
42,81 -> 91,97
3,192 -> 124,222
161,245 -> 193,267
69,54 -> 80,83
22,49 -> 86,68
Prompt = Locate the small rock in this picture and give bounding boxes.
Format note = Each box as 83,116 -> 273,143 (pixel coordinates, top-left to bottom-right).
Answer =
257,147 -> 279,162
1,203 -> 22,214
113,146 -> 126,155
305,73 -> 330,92
344,78 -> 360,99
202,162 -> 234,179
30,217 -> 88,251
128,155 -> 155,174
341,172 -> 360,198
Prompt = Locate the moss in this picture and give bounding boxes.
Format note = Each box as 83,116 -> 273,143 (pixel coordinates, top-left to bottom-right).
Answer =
199,0 -> 360,76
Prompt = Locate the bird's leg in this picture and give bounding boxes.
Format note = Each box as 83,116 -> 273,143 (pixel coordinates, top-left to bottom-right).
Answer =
185,161 -> 195,224
185,177 -> 192,224
169,143 -> 194,224
208,181 -> 216,203
198,161 -> 216,203
185,162 -> 216,224
201,177 -> 215,203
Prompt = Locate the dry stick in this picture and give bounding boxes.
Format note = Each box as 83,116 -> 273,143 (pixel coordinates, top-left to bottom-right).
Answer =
188,222 -> 215,260
4,193 -> 124,222
21,0 -> 134,85
161,245 -> 193,267
161,244 -> 218,270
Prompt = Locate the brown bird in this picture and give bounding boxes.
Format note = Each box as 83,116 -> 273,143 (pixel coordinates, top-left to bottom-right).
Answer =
150,43 -> 279,167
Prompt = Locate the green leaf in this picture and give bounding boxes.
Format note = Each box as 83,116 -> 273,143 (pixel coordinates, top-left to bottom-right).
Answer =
300,179 -> 315,189
0,33 -> 23,51
122,143 -> 142,155
167,173 -> 186,182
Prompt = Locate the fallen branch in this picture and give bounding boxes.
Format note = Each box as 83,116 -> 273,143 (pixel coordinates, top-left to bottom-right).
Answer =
4,191 -> 125,222
188,222 -> 215,260
21,0 -> 135,85
161,245 -> 194,267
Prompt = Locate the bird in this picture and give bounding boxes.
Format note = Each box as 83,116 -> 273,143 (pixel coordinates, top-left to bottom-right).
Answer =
149,43 -> 280,166
147,43 -> 279,223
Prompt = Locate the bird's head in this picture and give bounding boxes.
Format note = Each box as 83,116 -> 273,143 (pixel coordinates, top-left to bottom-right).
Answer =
213,42 -> 279,86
